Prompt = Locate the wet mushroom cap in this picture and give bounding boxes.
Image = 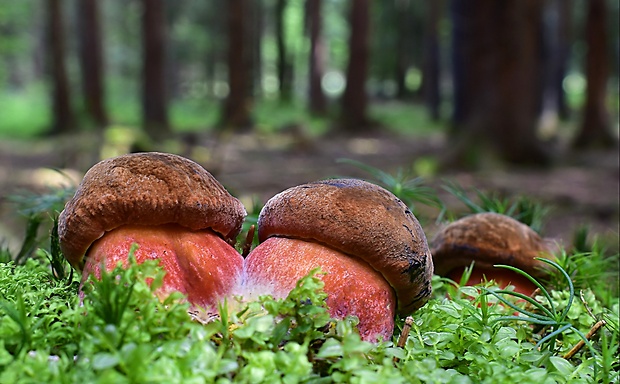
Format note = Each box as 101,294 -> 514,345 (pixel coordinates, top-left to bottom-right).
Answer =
257,178 -> 434,315
430,212 -> 555,278
58,152 -> 246,269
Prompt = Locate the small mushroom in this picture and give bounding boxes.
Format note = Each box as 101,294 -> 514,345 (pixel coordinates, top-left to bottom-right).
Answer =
242,178 -> 433,341
431,212 -> 557,295
58,152 -> 246,310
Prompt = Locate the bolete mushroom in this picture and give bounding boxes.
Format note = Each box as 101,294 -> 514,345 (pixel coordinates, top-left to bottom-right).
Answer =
430,212 -> 556,295
242,178 -> 434,341
58,152 -> 246,311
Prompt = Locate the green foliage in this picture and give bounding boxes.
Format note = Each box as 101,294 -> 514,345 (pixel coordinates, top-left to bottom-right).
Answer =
1,249 -> 618,382
0,165 -> 617,382
441,181 -> 550,233
0,85 -> 50,138
36,216 -> 72,282
549,246 -> 619,307
485,258 -> 620,383
486,259 -> 590,353
5,179 -> 76,265
10,214 -> 42,265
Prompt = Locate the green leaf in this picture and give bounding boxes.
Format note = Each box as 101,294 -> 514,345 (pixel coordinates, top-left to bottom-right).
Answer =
316,338 -> 343,359
549,356 -> 575,376
92,352 -> 120,370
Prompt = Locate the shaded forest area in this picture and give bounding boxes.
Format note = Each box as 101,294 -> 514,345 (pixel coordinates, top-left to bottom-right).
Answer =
0,1 -> 618,252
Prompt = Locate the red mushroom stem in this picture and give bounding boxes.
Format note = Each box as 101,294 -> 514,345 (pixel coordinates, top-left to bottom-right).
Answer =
242,237 -> 397,341
83,224 -> 244,310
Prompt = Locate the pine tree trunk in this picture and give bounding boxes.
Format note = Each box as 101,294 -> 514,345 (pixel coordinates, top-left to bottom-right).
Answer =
449,0 -> 549,166
423,0 -> 441,120
341,0 -> 371,132
275,0 -> 292,101
141,0 -> 170,141
572,0 -> 616,149
47,0 -> 74,134
221,0 -> 252,130
77,0 -> 107,128
307,0 -> 327,114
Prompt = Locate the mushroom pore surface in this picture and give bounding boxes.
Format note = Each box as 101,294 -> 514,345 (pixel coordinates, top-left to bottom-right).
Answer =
255,178 -> 434,315
85,224 -> 244,308
243,237 -> 397,341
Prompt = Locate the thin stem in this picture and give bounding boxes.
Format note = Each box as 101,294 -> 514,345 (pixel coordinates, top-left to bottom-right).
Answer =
536,322 -> 573,349
242,224 -> 255,257
494,264 -> 556,315
563,319 -> 606,359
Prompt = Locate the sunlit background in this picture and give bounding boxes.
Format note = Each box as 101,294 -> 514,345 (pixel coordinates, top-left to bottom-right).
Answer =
0,0 -> 618,253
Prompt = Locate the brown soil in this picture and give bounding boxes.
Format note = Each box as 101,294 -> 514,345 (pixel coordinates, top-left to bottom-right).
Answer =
1,131 -> 618,254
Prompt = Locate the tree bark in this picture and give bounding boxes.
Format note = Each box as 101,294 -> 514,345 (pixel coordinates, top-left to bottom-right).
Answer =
422,0 -> 441,120
47,0 -> 74,134
141,0 -> 170,141
538,0 -> 573,138
275,0 -> 293,101
220,0 -> 252,130
449,0 -> 549,166
307,0 -> 327,114
556,0 -> 572,119
341,0 -> 371,132
249,0 -> 262,98
572,0 -> 616,149
203,0 -> 226,98
77,0 -> 107,129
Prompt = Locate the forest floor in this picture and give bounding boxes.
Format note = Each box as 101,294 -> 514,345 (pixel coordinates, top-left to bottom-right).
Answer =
0,130 -> 618,254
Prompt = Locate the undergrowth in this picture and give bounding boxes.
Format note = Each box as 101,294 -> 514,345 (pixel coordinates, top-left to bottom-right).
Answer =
0,165 -> 618,383
1,246 -> 618,382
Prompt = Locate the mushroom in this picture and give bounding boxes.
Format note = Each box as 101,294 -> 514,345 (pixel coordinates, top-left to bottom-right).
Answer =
242,178 -> 434,341
58,152 -> 246,311
430,212 -> 557,295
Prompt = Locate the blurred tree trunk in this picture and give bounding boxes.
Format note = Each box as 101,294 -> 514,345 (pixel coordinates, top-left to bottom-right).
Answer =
341,0 -> 371,132
204,0 -> 226,98
538,0 -> 572,138
393,0 -> 412,100
77,0 -> 107,129
275,0 -> 293,101
556,0 -> 572,119
306,0 -> 327,114
220,0 -> 252,130
248,0 -> 262,98
572,0 -> 616,149
449,0 -> 549,167
422,0 -> 441,120
47,0 -> 74,134
141,0 -> 170,141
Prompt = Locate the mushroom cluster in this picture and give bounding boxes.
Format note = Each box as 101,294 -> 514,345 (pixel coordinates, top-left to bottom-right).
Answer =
58,152 -> 434,341
431,212 -> 557,295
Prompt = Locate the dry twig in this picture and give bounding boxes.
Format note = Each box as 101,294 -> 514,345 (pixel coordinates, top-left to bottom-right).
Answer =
393,316 -> 413,363
563,319 -> 606,359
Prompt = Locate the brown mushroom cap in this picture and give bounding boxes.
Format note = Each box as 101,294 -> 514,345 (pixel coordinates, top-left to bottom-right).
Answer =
58,152 -> 246,269
430,212 -> 555,278
257,178 -> 434,315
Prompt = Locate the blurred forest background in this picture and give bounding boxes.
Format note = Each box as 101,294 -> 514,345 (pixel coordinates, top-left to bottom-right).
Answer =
0,0 -> 618,253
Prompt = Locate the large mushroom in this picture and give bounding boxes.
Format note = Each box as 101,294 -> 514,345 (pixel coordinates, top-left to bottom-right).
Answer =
431,212 -> 557,295
58,152 -> 246,311
242,178 -> 434,341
